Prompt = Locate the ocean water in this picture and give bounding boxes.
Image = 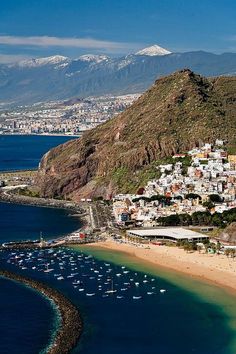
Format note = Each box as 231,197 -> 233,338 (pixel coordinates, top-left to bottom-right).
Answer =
0,135 -> 236,354
0,135 -> 81,353
0,246 -> 236,354
0,203 -> 82,354
0,202 -> 82,243
0,276 -> 56,354
0,134 -> 75,171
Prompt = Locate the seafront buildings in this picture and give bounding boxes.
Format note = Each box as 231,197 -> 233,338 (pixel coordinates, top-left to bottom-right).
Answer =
112,140 -> 236,228
0,94 -> 139,135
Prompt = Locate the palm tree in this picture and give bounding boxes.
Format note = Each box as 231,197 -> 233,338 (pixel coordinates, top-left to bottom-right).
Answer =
216,241 -> 221,255
225,248 -> 231,258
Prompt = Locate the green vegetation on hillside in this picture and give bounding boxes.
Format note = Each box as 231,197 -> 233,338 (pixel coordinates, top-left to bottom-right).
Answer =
36,70 -> 236,199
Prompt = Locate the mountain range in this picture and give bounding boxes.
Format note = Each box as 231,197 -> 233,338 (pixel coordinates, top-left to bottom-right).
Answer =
1,45 -> 236,107
36,69 -> 236,200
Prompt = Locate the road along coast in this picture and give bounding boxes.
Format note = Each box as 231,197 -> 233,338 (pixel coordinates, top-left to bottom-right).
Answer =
0,270 -> 83,354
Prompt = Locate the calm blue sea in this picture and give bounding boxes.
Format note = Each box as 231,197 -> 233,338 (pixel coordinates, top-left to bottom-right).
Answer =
0,134 -> 76,171
0,135 -> 236,354
0,247 -> 235,354
0,202 -> 82,243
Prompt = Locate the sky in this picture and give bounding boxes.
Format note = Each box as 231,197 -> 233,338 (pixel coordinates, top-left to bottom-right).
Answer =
0,0 -> 235,63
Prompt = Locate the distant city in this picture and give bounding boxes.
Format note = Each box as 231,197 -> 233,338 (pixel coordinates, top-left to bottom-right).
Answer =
0,93 -> 140,135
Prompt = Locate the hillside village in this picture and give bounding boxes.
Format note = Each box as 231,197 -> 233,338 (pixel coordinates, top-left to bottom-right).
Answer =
112,140 -> 236,230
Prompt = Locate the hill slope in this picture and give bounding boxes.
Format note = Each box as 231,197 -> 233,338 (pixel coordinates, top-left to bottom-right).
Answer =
36,69 -> 236,200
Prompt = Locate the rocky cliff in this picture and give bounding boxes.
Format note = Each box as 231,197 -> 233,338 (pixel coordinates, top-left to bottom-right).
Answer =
220,223 -> 236,245
36,69 -> 236,200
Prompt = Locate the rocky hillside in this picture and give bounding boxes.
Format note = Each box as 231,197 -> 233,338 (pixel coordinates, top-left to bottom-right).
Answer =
36,69 -> 236,200
219,223 -> 236,245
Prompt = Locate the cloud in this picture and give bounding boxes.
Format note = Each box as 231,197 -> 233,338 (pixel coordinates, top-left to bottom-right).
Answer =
227,35 -> 236,41
0,35 -> 140,53
0,53 -> 31,64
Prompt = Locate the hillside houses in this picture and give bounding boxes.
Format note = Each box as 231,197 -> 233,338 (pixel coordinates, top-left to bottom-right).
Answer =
113,141 -> 236,226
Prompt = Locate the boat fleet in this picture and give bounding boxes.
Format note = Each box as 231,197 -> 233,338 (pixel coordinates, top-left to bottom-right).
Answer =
1,248 -> 167,300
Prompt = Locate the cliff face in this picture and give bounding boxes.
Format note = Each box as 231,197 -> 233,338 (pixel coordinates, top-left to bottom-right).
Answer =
220,223 -> 236,245
36,69 -> 236,200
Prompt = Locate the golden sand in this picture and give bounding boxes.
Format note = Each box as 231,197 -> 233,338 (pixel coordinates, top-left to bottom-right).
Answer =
88,240 -> 236,293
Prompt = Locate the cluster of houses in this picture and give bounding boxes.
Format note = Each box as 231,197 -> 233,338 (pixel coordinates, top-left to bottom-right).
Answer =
112,140 -> 236,227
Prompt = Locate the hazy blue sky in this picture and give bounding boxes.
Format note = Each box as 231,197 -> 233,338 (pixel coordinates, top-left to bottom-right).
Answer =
0,0 -> 235,62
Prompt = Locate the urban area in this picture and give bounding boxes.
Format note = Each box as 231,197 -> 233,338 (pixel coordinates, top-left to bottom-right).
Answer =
0,94 -> 139,135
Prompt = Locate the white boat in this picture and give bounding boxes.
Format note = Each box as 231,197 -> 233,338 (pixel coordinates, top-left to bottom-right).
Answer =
44,268 -> 54,273
105,289 -> 117,294
57,276 -> 64,280
105,280 -> 117,294
86,293 -> 95,296
133,296 -> 142,300
160,289 -> 166,293
78,288 -> 84,292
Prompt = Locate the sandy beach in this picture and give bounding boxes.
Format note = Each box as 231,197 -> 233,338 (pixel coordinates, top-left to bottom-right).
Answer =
88,240 -> 236,293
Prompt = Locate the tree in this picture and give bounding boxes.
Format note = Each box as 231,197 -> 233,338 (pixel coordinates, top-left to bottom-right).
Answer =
157,214 -> 180,226
225,248 -> 231,258
216,241 -> 221,255
231,249 -> 236,259
203,201 -> 215,210
197,244 -> 202,253
178,213 -> 192,226
185,193 -> 202,200
208,194 -> 223,203
211,213 -> 223,227
183,242 -> 191,253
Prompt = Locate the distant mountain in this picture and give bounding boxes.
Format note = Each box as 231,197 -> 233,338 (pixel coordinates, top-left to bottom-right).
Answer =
0,45 -> 236,107
36,69 -> 236,200
17,55 -> 69,68
135,44 -> 172,56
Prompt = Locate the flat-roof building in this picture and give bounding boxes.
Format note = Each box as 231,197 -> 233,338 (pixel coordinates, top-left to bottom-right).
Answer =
127,227 -> 209,242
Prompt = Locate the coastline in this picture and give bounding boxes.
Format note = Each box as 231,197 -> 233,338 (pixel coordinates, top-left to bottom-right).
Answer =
85,240 -> 236,294
0,133 -> 81,137
0,192 -> 85,214
0,270 -> 82,354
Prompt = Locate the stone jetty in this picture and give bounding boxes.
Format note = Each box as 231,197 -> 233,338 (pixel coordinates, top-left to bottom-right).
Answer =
0,270 -> 83,354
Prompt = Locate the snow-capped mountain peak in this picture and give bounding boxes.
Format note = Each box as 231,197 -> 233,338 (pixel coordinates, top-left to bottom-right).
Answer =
78,54 -> 110,64
18,55 -> 69,68
135,45 -> 172,56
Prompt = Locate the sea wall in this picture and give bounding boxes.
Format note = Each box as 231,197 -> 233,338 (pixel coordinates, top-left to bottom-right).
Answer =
0,270 -> 82,354
0,191 -> 84,214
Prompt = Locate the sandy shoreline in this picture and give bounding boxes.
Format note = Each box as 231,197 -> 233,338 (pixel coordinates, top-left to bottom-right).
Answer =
87,240 -> 236,294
